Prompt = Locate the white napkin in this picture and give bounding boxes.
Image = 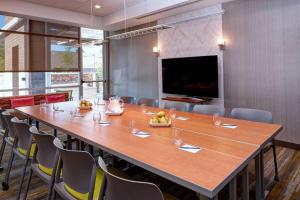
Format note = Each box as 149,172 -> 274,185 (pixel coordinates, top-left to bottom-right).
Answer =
176,116 -> 189,121
134,131 -> 151,138
222,124 -> 238,129
179,144 -> 201,154
145,111 -> 155,115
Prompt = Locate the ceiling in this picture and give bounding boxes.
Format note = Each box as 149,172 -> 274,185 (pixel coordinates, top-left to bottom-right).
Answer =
18,0 -> 141,16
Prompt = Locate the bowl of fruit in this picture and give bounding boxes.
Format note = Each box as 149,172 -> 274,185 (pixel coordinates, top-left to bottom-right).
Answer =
150,111 -> 171,127
79,100 -> 93,110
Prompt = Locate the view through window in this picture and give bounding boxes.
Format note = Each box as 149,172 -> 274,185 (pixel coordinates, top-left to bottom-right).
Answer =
0,14 -> 105,99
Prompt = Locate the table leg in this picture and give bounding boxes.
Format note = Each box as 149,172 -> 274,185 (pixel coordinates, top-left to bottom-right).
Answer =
242,166 -> 249,200
229,177 -> 237,200
260,151 -> 265,199
67,135 -> 72,149
255,153 -> 262,200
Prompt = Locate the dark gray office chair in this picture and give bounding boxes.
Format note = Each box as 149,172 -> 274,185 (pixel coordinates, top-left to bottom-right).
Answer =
22,126 -> 57,200
2,117 -> 35,196
0,111 -> 15,173
97,157 -> 177,200
120,96 -> 137,104
163,101 -> 189,112
53,138 -> 105,200
193,105 -> 225,116
137,98 -> 159,107
231,108 -> 279,181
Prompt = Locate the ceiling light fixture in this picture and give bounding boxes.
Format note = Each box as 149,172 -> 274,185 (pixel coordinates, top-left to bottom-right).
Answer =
94,4 -> 101,9
107,24 -> 172,40
107,0 -> 172,40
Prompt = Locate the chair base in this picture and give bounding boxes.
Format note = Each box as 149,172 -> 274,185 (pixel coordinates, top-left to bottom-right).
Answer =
2,182 -> 9,191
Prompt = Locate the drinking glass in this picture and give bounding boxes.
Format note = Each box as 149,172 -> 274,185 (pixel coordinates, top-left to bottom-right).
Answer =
169,108 -> 177,119
172,127 -> 183,146
129,120 -> 139,134
213,113 -> 222,127
140,104 -> 147,113
40,100 -> 47,108
52,104 -> 59,111
93,112 -> 101,123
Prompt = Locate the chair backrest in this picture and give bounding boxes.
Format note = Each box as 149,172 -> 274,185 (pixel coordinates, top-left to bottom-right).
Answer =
120,96 -> 136,104
10,97 -> 35,109
231,108 -> 273,123
163,101 -> 189,112
2,111 -> 15,138
45,94 -> 66,104
53,138 -> 97,195
98,157 -> 164,200
0,110 -> 6,131
11,117 -> 32,150
137,98 -> 159,107
193,105 -> 225,116
56,90 -> 72,100
29,126 -> 56,168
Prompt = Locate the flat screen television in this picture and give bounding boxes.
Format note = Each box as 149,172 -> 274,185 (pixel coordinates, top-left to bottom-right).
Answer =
162,55 -> 219,98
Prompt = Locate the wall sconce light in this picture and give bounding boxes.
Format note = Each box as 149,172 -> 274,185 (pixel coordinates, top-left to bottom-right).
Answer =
153,46 -> 160,56
217,38 -> 225,51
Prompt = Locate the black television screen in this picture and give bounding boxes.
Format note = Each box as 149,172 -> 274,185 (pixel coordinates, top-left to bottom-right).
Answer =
162,55 -> 219,98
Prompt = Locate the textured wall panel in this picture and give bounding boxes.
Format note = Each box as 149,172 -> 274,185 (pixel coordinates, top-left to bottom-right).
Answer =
223,0 -> 300,144
157,5 -> 224,105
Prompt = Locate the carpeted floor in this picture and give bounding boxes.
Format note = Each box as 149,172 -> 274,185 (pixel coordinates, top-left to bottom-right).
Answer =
0,123 -> 300,200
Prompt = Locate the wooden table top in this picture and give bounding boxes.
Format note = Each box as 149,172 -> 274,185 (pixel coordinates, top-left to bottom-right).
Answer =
16,102 -> 282,198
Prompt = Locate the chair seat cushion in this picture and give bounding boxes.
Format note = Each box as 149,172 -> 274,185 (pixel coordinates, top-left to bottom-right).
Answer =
38,164 -> 53,176
10,97 -> 35,109
45,94 -> 66,104
64,168 -> 104,200
18,143 -> 37,157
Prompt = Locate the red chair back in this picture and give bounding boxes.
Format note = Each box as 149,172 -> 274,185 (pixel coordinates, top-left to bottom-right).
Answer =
45,94 -> 66,104
10,97 -> 35,109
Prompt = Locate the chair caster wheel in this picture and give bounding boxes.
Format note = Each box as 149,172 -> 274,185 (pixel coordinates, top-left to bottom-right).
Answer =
2,182 -> 9,191
274,177 -> 279,182
0,167 -> 3,172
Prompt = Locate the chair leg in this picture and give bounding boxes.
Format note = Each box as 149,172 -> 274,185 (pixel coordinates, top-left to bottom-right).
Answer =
52,190 -> 57,200
16,158 -> 30,199
23,168 -> 33,200
272,140 -> 279,182
0,137 -> 7,172
2,150 -> 15,191
53,129 -> 57,137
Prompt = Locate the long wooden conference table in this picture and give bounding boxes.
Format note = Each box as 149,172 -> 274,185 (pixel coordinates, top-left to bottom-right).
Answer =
16,101 -> 282,200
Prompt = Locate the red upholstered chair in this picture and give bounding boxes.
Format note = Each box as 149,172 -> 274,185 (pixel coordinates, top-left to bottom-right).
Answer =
45,94 -> 66,104
10,97 -> 35,109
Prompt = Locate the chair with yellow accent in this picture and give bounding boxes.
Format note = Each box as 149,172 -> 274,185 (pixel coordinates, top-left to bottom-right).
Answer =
1,111 -> 20,190
20,126 -> 58,200
97,157 -> 178,200
1,117 -> 36,198
0,110 -> 10,172
52,138 -> 105,200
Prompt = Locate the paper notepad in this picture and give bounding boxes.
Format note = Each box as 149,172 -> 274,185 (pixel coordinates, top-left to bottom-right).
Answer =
176,116 -> 189,121
179,144 -> 201,154
145,111 -> 155,115
222,124 -> 238,129
134,131 -> 151,138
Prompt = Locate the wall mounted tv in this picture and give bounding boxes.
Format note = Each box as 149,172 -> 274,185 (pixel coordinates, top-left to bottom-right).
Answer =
162,55 -> 219,98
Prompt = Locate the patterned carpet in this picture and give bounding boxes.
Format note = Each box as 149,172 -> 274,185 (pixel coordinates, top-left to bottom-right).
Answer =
0,123 -> 299,200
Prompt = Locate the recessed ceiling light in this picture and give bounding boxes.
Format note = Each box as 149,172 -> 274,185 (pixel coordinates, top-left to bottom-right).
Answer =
94,4 -> 101,9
